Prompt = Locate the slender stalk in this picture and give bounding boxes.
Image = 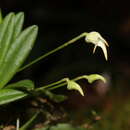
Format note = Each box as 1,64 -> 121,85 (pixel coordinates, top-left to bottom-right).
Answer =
47,82 -> 66,90
47,76 -> 84,90
16,118 -> 20,130
17,32 -> 88,72
35,75 -> 85,92
20,112 -> 39,130
35,78 -> 68,92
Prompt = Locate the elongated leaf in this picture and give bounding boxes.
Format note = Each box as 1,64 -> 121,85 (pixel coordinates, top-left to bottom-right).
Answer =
0,9 -> 2,24
5,12 -> 24,52
13,12 -> 24,40
0,25 -> 38,88
35,123 -> 86,130
0,13 -> 15,67
0,89 -> 27,105
5,79 -> 35,91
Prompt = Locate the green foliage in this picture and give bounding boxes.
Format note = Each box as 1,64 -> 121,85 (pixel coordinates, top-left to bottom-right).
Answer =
0,13 -> 15,68
5,79 -> 35,91
0,88 -> 27,105
0,25 -> 38,88
13,12 -> 24,40
0,12 -> 38,88
34,123 -> 86,130
0,9 -> 2,24
0,12 -> 38,105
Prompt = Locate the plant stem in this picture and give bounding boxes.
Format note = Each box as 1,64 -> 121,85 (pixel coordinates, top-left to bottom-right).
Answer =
35,75 -> 85,92
17,32 -> 88,72
16,118 -> 20,130
35,78 -> 68,92
20,112 -> 39,130
47,76 -> 84,90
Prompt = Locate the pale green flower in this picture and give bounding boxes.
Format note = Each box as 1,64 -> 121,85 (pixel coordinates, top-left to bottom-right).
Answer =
66,79 -> 84,96
85,31 -> 109,60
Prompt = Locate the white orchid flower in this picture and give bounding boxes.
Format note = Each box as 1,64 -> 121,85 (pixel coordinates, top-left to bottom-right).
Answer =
85,31 -> 109,60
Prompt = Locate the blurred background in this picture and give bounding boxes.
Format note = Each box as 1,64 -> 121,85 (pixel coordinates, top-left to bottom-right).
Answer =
1,0 -> 130,129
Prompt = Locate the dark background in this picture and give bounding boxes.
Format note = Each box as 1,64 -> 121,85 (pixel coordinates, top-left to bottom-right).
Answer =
1,0 -> 130,93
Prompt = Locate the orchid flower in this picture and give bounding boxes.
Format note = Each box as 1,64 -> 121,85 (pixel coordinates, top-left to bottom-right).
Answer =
85,31 -> 109,60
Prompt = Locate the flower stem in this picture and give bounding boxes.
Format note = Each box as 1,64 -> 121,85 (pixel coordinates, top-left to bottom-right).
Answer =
35,75 -> 85,92
17,32 -> 88,72
35,78 -> 68,92
47,76 -> 84,90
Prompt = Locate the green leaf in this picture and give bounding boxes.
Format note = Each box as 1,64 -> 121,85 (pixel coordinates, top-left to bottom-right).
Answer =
67,80 -> 84,96
83,74 -> 106,84
0,13 -> 15,67
13,12 -> 24,40
0,25 -> 38,88
44,90 -> 67,103
34,123 -> 86,130
0,9 -> 3,24
34,127 -> 49,130
50,124 -> 85,130
5,79 -> 35,91
0,88 -> 27,105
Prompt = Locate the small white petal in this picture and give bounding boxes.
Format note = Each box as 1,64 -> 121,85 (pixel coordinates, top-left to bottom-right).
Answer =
97,41 -> 108,60
93,45 -> 98,54
99,37 -> 109,47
